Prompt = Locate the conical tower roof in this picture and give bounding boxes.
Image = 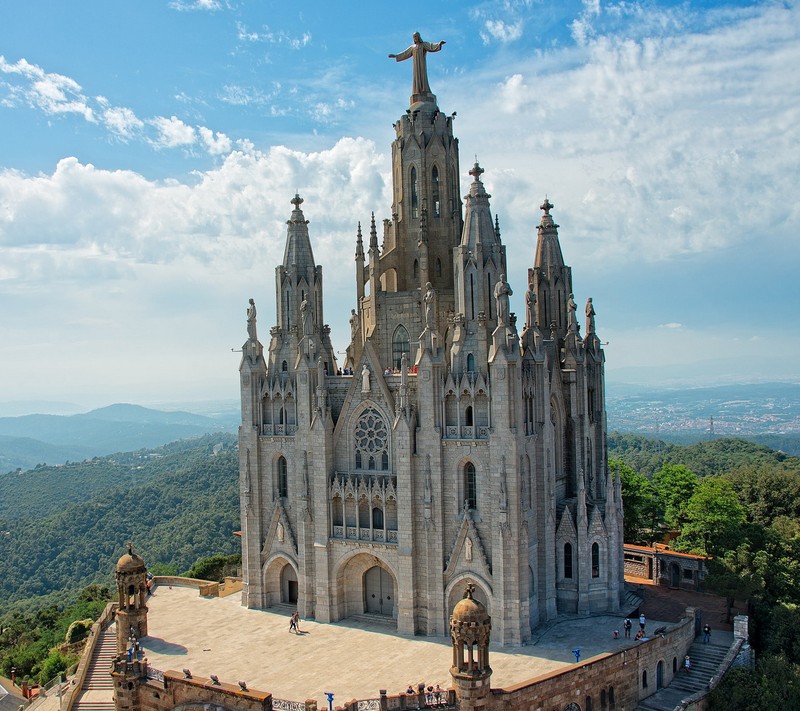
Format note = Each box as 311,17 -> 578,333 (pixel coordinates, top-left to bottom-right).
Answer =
282,193 -> 315,269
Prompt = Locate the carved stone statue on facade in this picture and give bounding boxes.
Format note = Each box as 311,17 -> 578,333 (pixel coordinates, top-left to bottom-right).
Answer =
388,32 -> 446,98
465,537 -> 473,562
300,298 -> 311,335
423,281 -> 436,330
525,280 -> 537,330
585,297 -> 596,334
349,308 -> 359,339
494,274 -> 513,327
567,293 -> 578,331
246,298 -> 257,341
361,364 -> 370,393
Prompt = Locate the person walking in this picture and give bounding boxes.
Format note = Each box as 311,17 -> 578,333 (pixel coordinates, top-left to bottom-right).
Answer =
289,612 -> 298,634
684,655 -> 692,672
624,618 -> 632,638
703,624 -> 711,644
639,613 -> 646,633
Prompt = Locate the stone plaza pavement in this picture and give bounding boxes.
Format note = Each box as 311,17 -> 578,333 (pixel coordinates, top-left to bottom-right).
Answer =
140,585 -> 668,705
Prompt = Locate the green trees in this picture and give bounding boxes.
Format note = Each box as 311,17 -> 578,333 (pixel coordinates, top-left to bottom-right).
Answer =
614,458 -> 661,544
678,476 -> 745,555
652,464 -> 697,530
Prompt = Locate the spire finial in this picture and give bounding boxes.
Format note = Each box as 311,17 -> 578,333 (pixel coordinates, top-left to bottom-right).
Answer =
494,214 -> 501,238
463,583 -> 475,600
541,196 -> 553,215
469,161 -> 484,183
127,541 -> 134,555
291,193 -> 303,209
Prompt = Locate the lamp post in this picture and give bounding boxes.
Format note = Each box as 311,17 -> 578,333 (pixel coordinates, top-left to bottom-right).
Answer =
325,692 -> 334,711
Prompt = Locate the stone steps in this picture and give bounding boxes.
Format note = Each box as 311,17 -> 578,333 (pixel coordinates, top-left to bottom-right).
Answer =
72,624 -> 117,708
635,638 -> 731,711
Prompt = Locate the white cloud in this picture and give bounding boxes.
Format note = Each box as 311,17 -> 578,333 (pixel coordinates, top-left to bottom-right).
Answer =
101,105 -> 144,139
0,55 -> 94,121
235,22 -> 311,49
169,0 -> 222,11
199,127 -> 232,155
451,2 -> 800,272
150,115 -> 197,148
0,137 -> 391,401
657,323 -> 683,330
481,19 -> 524,44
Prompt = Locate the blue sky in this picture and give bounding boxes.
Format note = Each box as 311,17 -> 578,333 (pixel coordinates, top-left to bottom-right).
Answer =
1,0 -> 798,410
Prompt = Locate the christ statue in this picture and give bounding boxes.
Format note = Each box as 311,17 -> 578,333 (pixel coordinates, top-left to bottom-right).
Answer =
389,32 -> 446,98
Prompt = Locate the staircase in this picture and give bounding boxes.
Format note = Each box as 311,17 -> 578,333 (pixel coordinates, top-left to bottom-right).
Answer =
623,586 -> 645,616
71,622 -> 117,711
635,637 -> 731,711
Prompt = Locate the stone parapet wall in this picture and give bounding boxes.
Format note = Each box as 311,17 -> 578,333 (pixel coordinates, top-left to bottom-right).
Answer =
150,576 -> 216,592
486,608 -> 696,711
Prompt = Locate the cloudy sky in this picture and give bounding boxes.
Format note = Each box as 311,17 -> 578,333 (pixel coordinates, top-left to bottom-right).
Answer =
1,0 -> 798,412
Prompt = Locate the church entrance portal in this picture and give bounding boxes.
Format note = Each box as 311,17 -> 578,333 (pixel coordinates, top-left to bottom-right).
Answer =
281,564 -> 298,604
364,566 -> 393,616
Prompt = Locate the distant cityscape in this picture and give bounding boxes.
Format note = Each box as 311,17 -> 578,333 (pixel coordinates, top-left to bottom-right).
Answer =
606,381 -> 800,437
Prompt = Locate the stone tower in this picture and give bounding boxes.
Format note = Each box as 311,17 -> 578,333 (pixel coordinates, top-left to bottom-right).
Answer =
450,585 -> 492,711
114,543 -> 148,653
239,33 -> 623,646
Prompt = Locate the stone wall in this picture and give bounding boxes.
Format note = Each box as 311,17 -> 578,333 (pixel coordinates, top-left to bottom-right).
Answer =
484,608 -> 696,711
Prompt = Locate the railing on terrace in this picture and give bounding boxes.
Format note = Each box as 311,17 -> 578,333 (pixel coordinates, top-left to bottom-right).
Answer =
331,525 -> 398,543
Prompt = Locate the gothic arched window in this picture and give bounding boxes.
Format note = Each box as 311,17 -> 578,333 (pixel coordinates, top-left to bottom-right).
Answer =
465,405 -> 474,427
431,165 -> 440,217
466,352 -> 475,372
592,542 -> 600,578
392,325 -> 410,369
277,456 -> 288,498
372,507 -> 384,529
282,360 -> 288,372
354,408 -> 389,472
464,462 -> 477,510
413,259 -> 420,281
436,257 -> 442,277
564,542 -> 573,579
410,166 -> 418,218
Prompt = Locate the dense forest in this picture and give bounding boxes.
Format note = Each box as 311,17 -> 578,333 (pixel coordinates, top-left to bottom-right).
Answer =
610,434 -> 800,709
0,434 -> 239,614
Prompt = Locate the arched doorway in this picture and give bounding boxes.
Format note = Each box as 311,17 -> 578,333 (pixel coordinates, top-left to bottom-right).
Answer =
281,564 -> 298,604
263,556 -> 299,608
363,566 -> 394,616
656,660 -> 664,689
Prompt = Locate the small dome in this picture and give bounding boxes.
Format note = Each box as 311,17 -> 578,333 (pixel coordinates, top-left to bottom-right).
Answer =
116,543 -> 146,573
452,585 -> 488,624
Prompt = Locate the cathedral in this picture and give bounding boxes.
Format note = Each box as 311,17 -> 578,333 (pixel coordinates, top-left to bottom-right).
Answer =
238,35 -> 624,646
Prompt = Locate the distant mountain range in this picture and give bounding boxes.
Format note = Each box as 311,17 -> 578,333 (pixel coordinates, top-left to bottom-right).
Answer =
0,403 -> 237,473
1,382 -> 798,473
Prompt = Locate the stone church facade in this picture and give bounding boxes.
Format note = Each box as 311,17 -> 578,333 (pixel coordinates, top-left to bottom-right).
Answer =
238,42 -> 624,646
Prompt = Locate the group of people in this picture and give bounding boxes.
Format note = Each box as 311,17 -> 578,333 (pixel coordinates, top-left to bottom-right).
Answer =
402,684 -> 446,706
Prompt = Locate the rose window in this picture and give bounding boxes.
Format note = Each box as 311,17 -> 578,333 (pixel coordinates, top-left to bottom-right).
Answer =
354,408 -> 389,471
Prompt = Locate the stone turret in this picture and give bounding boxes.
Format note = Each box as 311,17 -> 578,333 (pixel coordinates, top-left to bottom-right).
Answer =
450,585 -> 492,711
114,543 -> 148,654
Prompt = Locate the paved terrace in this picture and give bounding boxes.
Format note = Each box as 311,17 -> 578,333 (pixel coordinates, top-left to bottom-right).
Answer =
140,585 -> 670,705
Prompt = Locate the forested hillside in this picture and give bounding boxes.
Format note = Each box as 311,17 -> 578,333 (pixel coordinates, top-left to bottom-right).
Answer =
611,434 -> 800,709
0,434 -> 238,614
608,432 -> 798,477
